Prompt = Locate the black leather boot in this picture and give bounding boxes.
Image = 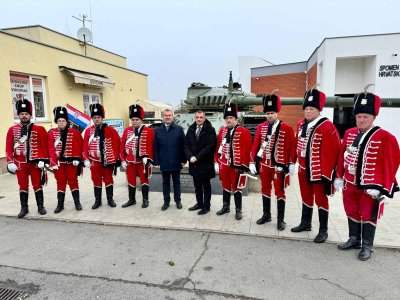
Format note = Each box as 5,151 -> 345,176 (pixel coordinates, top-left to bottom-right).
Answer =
54,191 -> 65,214
291,204 -> 313,232
35,190 -> 47,215
72,190 -> 82,211
277,198 -> 286,231
256,195 -> 271,225
142,185 -> 149,208
359,223 -> 376,261
234,192 -> 242,220
18,191 -> 29,218
216,190 -> 231,215
338,218 -> 361,250
106,185 -> 116,207
122,186 -> 136,208
92,187 -> 102,209
314,209 -> 328,243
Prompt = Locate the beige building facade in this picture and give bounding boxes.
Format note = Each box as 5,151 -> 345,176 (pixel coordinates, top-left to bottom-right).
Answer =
0,25 -> 149,173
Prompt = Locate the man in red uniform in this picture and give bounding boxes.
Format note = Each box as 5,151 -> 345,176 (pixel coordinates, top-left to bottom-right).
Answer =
6,99 -> 49,218
250,94 -> 296,230
335,92 -> 399,261
214,102 -> 252,220
120,104 -> 155,208
48,106 -> 83,213
83,103 -> 120,209
291,89 -> 340,243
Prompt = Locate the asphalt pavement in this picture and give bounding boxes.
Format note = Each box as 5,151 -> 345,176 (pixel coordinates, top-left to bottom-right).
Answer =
0,217 -> 399,300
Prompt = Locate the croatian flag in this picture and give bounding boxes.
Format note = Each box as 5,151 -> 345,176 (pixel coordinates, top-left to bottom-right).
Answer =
66,104 -> 91,129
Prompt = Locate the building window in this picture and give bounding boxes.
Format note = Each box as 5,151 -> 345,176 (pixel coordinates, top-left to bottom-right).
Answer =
83,92 -> 102,116
10,72 -> 47,121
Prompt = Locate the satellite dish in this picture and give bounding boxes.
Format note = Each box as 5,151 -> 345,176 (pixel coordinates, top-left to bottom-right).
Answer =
77,27 -> 92,43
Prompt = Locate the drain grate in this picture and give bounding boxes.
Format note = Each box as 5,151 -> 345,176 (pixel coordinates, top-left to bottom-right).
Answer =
0,288 -> 29,300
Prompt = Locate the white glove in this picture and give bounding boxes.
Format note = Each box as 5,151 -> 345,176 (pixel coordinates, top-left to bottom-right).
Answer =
214,162 -> 219,174
84,160 -> 91,168
190,156 -> 197,164
72,160 -> 80,167
334,178 -> 344,191
143,157 -> 148,165
37,161 -> 45,169
276,166 -> 283,172
367,189 -> 380,199
289,164 -> 296,176
50,165 -> 59,171
121,161 -> 127,169
249,163 -> 257,175
7,163 -> 18,173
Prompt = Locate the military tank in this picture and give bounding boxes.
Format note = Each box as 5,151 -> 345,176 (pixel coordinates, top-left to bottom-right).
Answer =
175,71 -> 400,134
175,71 -> 265,135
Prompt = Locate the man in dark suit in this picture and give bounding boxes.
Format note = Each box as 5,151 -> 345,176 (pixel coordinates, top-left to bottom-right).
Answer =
184,110 -> 217,215
153,109 -> 187,210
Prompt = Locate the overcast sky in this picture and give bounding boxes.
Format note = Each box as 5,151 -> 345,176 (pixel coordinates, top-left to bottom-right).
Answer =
1,0 -> 399,106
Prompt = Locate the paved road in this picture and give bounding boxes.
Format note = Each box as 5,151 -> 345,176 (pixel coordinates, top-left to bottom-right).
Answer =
0,216 -> 399,299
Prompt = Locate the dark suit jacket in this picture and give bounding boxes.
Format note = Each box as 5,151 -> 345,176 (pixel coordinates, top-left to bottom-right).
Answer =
184,119 -> 217,179
153,122 -> 187,172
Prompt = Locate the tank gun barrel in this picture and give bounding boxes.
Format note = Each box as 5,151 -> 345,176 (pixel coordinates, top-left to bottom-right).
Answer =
280,97 -> 400,108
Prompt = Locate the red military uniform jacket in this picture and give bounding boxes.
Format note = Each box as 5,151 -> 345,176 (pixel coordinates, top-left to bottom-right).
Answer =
6,123 -> 49,164
48,127 -> 83,167
295,117 -> 340,185
120,125 -> 155,164
250,120 -> 296,172
337,126 -> 400,198
215,125 -> 252,171
83,124 -> 120,167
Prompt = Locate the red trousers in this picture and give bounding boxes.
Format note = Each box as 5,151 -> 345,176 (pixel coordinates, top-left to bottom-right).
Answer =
53,163 -> 79,192
343,182 -> 377,225
298,166 -> 329,210
90,161 -> 114,188
259,164 -> 285,199
15,162 -> 42,193
219,164 -> 242,193
126,162 -> 148,187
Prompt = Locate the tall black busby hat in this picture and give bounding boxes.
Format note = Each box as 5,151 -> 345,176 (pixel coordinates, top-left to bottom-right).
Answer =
223,102 -> 238,119
302,89 -> 326,111
16,99 -> 32,115
53,106 -> 69,123
129,104 -> 145,120
263,94 -> 281,113
89,103 -> 105,118
353,92 -> 381,116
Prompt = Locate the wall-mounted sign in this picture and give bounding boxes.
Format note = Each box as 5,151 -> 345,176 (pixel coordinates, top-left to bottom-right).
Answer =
104,119 -> 125,137
378,65 -> 400,77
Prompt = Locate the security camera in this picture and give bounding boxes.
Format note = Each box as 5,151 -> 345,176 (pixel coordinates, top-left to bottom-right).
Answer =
393,53 -> 398,56
255,77 -> 259,81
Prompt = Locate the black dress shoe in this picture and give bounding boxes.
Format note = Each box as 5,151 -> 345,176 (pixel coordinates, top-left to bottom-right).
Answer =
235,210 -> 242,220
176,202 -> 183,209
198,209 -> 210,215
161,203 -> 169,211
189,203 -> 202,211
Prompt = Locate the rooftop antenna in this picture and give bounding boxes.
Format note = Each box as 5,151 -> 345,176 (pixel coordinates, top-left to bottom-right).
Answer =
73,14 -> 93,56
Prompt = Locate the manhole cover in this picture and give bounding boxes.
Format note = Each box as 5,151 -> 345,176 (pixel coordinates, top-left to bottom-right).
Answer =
0,287 -> 29,299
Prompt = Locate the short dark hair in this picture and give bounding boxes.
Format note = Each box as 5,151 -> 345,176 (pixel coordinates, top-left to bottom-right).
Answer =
195,110 -> 205,115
